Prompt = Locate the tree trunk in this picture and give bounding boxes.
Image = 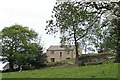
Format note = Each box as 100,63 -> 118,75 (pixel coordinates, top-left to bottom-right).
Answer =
114,20 -> 120,63
74,40 -> 79,65
73,26 -> 79,65
9,59 -> 14,71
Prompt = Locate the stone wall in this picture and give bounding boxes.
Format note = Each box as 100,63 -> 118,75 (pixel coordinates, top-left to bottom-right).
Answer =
78,53 -> 115,63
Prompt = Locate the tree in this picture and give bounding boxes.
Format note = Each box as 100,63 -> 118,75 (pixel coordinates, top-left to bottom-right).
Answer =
110,2 -> 120,62
92,2 -> 120,62
1,24 -> 43,71
29,38 -> 47,69
46,1 -> 103,65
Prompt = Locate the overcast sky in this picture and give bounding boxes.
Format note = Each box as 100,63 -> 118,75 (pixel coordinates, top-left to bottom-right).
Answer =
1,0 -> 116,53
0,0 -> 61,50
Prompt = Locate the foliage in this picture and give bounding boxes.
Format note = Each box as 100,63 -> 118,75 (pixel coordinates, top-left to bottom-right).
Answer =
90,2 -> 120,63
1,24 -> 45,71
28,1 -> 120,65
46,60 -> 67,67
46,1 -> 104,64
110,2 -> 120,63
30,45 -> 47,69
78,60 -> 85,66
92,2 -> 120,62
85,58 -> 115,65
85,62 -> 102,66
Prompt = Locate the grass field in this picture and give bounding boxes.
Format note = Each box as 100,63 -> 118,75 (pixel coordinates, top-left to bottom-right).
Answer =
2,63 -> 119,78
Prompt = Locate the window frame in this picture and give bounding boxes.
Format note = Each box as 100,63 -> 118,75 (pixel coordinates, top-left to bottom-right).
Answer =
51,51 -> 54,54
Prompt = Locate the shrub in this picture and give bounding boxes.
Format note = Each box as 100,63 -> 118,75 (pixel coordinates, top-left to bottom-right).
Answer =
46,61 -> 67,67
78,61 -> 85,66
86,62 -> 102,65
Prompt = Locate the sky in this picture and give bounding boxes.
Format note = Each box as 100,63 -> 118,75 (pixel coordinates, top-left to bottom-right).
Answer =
0,0 -> 99,54
0,0 -> 60,51
0,0 -> 112,53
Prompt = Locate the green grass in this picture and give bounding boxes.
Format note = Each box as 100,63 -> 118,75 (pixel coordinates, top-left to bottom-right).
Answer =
2,63 -> 119,78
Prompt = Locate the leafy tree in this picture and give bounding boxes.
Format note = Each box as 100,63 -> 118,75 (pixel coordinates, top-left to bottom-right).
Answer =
1,24 -> 44,71
29,38 -> 47,69
46,1 -> 103,65
92,2 -> 120,62
110,2 -> 120,62
86,2 -> 112,51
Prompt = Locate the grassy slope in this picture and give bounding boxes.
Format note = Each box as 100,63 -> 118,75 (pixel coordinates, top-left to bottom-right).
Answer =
2,63 -> 118,78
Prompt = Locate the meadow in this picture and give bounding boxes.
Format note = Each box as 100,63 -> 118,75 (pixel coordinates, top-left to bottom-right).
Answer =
2,63 -> 119,78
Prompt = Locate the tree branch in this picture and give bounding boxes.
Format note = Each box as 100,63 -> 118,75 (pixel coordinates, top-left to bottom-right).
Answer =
76,10 -> 104,41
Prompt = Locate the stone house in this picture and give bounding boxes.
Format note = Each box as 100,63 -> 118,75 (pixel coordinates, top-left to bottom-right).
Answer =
46,45 -> 82,62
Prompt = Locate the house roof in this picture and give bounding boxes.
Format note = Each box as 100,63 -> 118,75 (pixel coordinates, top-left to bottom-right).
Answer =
47,45 -> 74,51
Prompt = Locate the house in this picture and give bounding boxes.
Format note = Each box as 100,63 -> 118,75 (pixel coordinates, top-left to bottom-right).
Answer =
46,45 -> 82,62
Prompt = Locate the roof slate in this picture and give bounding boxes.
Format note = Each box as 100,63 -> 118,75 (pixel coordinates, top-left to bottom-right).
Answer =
47,45 -> 74,51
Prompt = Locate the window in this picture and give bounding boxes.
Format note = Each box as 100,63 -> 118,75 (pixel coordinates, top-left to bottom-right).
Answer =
51,51 -> 54,54
51,58 -> 55,62
67,51 -> 70,54
60,52 -> 62,59
66,57 -> 70,59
